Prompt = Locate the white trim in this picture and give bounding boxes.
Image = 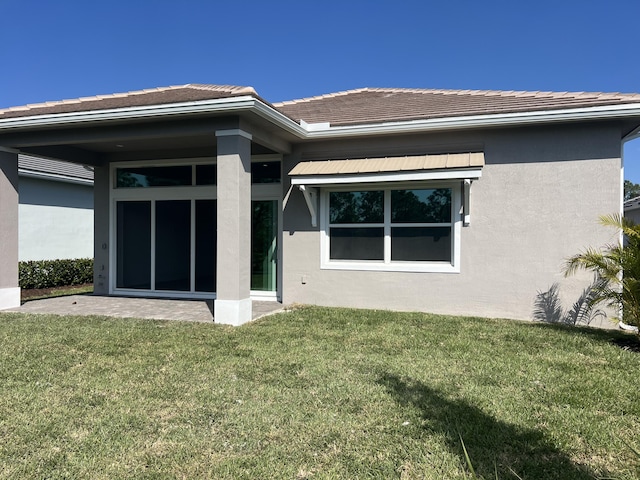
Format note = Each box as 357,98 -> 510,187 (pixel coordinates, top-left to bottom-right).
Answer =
320,183 -> 461,274
250,290 -> 279,301
298,185 -> 318,227
463,179 -> 472,226
215,129 -> 253,140
291,168 -> 482,186
214,298 -> 252,326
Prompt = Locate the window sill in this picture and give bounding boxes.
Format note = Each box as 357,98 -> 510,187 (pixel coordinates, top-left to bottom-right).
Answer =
320,260 -> 460,274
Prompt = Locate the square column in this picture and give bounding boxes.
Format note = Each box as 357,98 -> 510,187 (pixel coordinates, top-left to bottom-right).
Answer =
0,149 -> 20,309
214,130 -> 252,325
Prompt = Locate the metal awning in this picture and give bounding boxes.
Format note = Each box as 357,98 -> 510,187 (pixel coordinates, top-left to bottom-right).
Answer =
289,152 -> 484,185
288,153 -> 483,227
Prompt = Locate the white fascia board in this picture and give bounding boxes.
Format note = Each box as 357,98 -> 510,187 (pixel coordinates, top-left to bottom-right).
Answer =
0,96 -> 260,130
18,169 -> 94,186
291,168 -> 483,186
302,103 -> 640,139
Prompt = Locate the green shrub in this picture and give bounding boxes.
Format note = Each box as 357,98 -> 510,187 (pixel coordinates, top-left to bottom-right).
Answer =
19,258 -> 93,289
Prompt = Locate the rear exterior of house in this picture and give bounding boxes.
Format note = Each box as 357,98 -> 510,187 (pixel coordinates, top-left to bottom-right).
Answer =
1,85 -> 639,324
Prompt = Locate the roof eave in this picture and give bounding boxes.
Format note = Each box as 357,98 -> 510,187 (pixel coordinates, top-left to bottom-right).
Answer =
302,103 -> 640,138
1,97 -> 639,142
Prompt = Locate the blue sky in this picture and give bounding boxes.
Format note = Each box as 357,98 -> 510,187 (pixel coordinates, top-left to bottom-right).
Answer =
1,0 -> 639,180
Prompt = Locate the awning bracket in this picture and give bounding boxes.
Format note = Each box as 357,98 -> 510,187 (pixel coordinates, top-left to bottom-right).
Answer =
463,179 -> 472,226
298,185 -> 318,227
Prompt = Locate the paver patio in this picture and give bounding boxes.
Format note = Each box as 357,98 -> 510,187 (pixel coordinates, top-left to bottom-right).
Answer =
6,294 -> 283,323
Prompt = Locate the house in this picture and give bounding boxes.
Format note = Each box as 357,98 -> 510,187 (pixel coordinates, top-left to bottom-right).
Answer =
18,155 -> 93,261
624,195 -> 640,224
1,85 -> 640,325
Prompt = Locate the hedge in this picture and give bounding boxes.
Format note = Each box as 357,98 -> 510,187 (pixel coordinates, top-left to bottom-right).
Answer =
19,258 -> 94,290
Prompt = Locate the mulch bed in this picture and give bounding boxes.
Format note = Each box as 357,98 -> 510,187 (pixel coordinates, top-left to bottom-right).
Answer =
21,283 -> 93,301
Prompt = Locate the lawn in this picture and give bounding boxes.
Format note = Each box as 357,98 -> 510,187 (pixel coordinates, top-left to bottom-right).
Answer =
0,306 -> 638,479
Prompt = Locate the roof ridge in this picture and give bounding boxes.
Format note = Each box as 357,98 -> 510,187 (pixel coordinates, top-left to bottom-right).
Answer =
185,84 -> 257,95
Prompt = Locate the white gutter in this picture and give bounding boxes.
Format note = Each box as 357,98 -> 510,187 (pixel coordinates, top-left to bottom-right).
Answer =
302,103 -> 640,139
1,96 -> 640,141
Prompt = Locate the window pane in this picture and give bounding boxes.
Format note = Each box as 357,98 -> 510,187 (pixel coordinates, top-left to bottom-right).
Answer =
116,166 -> 192,187
330,227 -> 384,260
196,164 -> 216,185
330,191 -> 384,224
252,161 -> 281,184
195,200 -> 216,292
391,227 -> 451,262
391,189 -> 451,223
156,200 -> 191,291
116,201 -> 151,289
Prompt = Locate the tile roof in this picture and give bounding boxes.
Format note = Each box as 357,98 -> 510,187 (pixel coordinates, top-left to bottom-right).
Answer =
0,84 -> 258,119
18,155 -> 94,182
1,84 -> 640,128
273,87 -> 640,126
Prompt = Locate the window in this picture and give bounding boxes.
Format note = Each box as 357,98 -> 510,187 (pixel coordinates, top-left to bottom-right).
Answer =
322,185 -> 460,272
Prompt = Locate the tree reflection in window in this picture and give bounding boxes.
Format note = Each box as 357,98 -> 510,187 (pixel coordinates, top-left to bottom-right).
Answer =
329,191 -> 384,224
391,189 -> 451,224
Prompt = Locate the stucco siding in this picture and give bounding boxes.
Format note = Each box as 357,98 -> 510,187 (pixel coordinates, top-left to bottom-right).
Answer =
282,123 -> 622,321
19,177 -> 94,261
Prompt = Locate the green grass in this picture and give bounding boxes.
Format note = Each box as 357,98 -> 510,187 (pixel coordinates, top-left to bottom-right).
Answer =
0,306 -> 638,479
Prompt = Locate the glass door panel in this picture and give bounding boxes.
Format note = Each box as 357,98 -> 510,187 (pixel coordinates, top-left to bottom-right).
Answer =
116,201 -> 151,289
155,200 -> 191,291
251,200 -> 278,292
195,199 -> 216,292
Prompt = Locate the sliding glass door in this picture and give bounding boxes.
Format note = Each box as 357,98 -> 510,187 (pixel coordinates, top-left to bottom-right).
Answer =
115,199 -> 217,294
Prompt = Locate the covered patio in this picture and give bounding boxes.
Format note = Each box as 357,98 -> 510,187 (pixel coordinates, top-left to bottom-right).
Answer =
0,85 -> 297,325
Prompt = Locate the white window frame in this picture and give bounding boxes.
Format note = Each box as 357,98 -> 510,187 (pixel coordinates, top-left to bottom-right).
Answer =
320,181 -> 462,273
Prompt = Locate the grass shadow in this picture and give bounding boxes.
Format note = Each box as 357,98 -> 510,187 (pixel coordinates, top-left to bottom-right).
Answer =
527,320 -> 640,354
378,372 -> 607,479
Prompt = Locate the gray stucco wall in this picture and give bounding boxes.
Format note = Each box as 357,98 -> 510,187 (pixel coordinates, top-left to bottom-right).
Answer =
18,177 -> 94,261
281,123 -> 622,321
93,165 -> 110,295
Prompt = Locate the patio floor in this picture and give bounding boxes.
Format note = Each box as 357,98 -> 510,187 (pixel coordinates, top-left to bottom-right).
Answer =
6,294 -> 284,323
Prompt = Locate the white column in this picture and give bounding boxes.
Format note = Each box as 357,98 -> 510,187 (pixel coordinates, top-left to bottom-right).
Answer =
0,149 -> 20,309
214,130 -> 252,325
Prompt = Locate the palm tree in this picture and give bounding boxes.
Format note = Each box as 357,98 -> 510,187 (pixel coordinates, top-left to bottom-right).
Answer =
564,214 -> 640,333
